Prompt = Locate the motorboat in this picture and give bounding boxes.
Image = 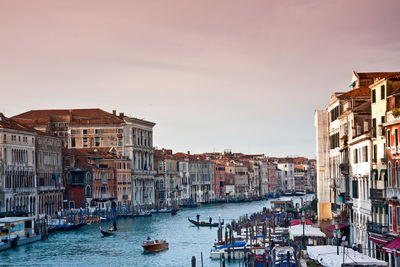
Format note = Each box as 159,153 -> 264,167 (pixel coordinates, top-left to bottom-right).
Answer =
141,239 -> 169,252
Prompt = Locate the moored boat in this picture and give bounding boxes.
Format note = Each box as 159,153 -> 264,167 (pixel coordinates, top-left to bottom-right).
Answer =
100,228 -> 115,236
141,239 -> 169,252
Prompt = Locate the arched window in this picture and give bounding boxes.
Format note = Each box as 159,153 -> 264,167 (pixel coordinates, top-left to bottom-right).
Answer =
388,162 -> 392,187
396,162 -> 399,187
85,185 -> 92,197
67,172 -> 72,184
86,172 -> 91,183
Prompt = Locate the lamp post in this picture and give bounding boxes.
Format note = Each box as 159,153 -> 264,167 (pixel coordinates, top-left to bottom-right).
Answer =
301,210 -> 306,250
333,221 -> 341,255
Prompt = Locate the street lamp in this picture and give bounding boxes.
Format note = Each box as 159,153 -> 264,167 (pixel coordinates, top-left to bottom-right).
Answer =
301,210 -> 306,250
333,221 -> 341,255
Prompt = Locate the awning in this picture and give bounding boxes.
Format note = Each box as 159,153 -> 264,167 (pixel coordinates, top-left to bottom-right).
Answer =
289,219 -> 312,226
383,238 -> 400,255
370,236 -> 390,245
326,223 -> 348,232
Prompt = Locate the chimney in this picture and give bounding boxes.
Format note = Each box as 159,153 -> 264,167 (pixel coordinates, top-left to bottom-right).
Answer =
112,110 -> 116,116
187,151 -> 190,155
119,112 -> 124,119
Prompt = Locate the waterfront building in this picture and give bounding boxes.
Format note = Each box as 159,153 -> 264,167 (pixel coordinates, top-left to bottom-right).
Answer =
189,156 -> 214,203
214,161 -> 227,199
154,149 -> 181,207
267,163 -> 278,194
36,132 -> 64,217
259,161 -> 269,197
277,162 -> 295,193
63,148 -> 118,211
247,160 -> 260,198
234,163 -> 248,199
13,109 -> 126,152
224,162 -> 235,200
175,153 -> 190,204
275,166 -> 283,193
122,115 -> 156,210
0,113 -> 37,215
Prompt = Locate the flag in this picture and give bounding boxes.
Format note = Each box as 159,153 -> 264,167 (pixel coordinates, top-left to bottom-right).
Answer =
57,173 -> 61,189
52,173 -> 57,189
349,81 -> 355,88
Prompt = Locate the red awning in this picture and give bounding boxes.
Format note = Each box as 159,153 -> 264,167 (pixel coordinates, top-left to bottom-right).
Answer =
325,223 -> 348,232
370,236 -> 390,245
289,219 -> 312,226
383,238 -> 400,255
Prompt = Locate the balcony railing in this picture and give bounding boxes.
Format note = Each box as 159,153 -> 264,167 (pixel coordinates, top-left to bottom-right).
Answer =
367,222 -> 388,235
386,187 -> 400,200
370,188 -> 385,201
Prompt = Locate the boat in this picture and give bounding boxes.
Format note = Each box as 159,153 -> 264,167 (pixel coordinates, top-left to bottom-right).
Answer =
271,246 -> 296,267
0,217 -> 42,251
100,227 -> 116,237
210,242 -> 247,260
188,218 -> 224,227
149,208 -> 176,214
294,190 -> 306,196
141,239 -> 169,252
133,211 -> 152,217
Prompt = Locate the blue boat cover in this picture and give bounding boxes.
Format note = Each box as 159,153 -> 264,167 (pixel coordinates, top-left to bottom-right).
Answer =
217,241 -> 247,249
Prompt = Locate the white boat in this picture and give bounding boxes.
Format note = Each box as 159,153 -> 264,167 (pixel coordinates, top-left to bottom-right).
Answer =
0,217 -> 41,251
210,247 -> 246,260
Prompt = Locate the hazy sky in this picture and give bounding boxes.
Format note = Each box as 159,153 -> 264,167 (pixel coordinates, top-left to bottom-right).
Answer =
1,0 -> 400,158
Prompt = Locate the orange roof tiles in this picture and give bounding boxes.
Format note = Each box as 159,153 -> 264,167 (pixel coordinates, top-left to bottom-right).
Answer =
338,86 -> 370,99
12,108 -> 125,127
0,113 -> 36,133
356,72 -> 400,79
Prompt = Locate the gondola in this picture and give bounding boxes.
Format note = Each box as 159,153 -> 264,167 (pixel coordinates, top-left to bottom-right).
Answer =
188,218 -> 224,227
100,226 -> 116,237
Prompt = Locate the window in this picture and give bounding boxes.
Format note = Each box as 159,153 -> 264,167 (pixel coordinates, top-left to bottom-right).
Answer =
381,116 -> 385,124
83,137 -> 88,147
71,137 -> 76,148
86,172 -> 91,183
389,162 -> 392,187
372,118 -> 377,137
381,85 -> 385,100
330,133 -> 340,149
396,129 -> 399,147
330,106 -> 340,122
67,172 -> 72,184
353,149 -> 359,164
95,129 -> 101,134
95,137 -> 100,147
3,134 -> 5,141
71,129 -> 77,135
397,206 -> 400,228
83,129 -> 88,135
388,130 -> 391,147
397,162 -> 400,187
118,136 -> 123,146
372,89 -> 376,103
352,180 -> 358,198
363,146 -> 368,162
373,145 -> 377,163
389,205 -> 393,228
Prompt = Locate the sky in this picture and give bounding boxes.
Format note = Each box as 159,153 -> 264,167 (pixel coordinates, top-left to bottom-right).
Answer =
1,0 -> 400,158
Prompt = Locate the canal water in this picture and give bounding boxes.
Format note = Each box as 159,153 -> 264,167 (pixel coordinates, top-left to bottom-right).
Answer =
0,195 -> 314,266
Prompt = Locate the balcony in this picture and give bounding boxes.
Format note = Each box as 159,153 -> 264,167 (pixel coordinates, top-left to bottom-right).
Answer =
370,188 -> 385,201
386,187 -> 400,200
132,169 -> 157,176
367,222 -> 388,235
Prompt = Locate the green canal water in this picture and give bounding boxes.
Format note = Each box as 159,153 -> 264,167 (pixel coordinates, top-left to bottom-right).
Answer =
0,195 -> 314,266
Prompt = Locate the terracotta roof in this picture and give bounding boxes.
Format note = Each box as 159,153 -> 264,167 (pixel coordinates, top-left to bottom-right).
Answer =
64,147 -> 119,159
356,72 -> 400,79
338,86 -> 370,99
12,109 -> 125,127
0,113 -> 36,133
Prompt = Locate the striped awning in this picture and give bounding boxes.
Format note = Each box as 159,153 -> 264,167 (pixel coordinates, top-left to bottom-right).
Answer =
383,238 -> 400,255
370,236 -> 390,245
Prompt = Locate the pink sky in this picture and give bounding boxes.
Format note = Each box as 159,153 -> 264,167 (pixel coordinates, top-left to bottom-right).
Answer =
1,0 -> 400,157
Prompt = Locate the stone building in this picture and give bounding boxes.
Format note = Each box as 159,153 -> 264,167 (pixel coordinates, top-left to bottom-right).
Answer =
0,113 -> 37,215
234,164 -> 248,199
189,157 -> 214,203
12,109 -> 126,152
122,116 -> 156,210
36,132 -> 64,217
